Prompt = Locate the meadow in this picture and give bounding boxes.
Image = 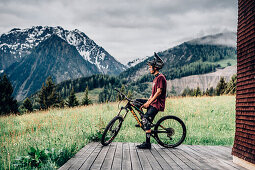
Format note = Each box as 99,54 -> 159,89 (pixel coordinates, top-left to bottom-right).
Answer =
0,95 -> 236,169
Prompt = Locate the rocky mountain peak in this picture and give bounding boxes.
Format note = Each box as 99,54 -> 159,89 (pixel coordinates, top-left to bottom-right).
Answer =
0,26 -> 126,74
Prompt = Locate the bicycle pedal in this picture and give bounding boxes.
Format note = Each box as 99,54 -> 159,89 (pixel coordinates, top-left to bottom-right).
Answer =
135,124 -> 140,127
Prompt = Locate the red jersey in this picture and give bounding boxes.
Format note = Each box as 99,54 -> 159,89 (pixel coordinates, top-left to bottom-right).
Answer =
151,73 -> 167,111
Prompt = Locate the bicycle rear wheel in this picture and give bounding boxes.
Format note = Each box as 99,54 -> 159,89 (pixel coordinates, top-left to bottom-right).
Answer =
154,116 -> 186,148
101,116 -> 124,146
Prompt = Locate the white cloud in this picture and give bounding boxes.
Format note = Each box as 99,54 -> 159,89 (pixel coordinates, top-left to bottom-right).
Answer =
0,0 -> 237,64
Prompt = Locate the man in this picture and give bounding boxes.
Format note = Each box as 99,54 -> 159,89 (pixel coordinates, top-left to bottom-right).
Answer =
136,52 -> 167,149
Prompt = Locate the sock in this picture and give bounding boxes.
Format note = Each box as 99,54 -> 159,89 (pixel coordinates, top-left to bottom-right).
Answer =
146,130 -> 151,144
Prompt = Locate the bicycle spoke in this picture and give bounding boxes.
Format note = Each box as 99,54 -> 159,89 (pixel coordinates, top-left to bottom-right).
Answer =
101,116 -> 123,146
155,116 -> 186,148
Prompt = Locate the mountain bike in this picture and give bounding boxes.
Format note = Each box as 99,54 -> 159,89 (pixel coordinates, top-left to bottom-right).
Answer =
101,88 -> 186,148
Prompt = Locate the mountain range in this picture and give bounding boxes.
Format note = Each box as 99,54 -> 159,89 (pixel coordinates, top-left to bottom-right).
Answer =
0,27 -> 237,100
0,26 -> 126,100
120,32 -> 237,82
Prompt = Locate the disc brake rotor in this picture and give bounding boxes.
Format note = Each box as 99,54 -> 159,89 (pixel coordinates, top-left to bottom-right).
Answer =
166,128 -> 175,138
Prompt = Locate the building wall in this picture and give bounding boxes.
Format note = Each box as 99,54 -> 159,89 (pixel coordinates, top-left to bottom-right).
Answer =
232,0 -> 255,164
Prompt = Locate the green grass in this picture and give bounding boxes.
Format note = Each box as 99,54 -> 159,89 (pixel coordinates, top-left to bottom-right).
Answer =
215,58 -> 237,68
0,95 -> 236,169
68,88 -> 103,104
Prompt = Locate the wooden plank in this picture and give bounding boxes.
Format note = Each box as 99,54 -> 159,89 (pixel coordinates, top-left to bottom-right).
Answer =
204,146 -> 232,160
181,145 -> 223,169
194,145 -> 237,170
193,144 -> 236,170
207,146 -> 232,158
129,143 -> 142,170
167,146 -> 201,170
185,145 -> 231,170
101,142 -> 117,169
174,146 -> 212,170
188,145 -> 215,158
112,142 -> 123,170
136,146 -> 153,170
161,146 -> 191,170
79,143 -> 103,169
137,143 -> 162,170
90,144 -> 110,170
68,142 -> 99,170
122,143 -> 132,170
59,142 -> 94,170
209,145 -> 232,152
153,144 -> 181,170
195,145 -> 228,160
60,143 -> 249,170
197,145 -> 246,170
219,159 -> 247,170
149,144 -> 172,169
178,145 -> 205,161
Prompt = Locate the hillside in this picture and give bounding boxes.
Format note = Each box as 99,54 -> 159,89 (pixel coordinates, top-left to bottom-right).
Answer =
0,26 -> 126,100
0,95 -> 236,169
120,43 -> 236,83
119,32 -> 237,97
122,32 -> 236,80
167,65 -> 237,94
5,35 -> 100,100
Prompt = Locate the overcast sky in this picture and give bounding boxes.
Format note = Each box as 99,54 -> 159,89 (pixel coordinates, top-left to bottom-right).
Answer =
0,0 -> 238,64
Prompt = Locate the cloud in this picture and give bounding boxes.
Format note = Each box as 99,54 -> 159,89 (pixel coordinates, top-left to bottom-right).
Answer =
0,0 -> 237,64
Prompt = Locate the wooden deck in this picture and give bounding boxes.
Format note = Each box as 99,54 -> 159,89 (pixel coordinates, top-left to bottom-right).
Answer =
59,142 -> 246,170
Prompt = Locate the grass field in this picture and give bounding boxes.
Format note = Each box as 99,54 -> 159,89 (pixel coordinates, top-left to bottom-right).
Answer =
215,58 -> 237,68
0,95 -> 236,169
73,88 -> 103,104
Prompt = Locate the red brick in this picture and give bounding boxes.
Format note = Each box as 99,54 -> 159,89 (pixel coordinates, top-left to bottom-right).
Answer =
233,0 -> 255,164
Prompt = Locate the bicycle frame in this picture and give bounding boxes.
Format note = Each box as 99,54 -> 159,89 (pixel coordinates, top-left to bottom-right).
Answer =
117,101 -> 145,130
114,88 -> 167,137
117,100 -> 166,138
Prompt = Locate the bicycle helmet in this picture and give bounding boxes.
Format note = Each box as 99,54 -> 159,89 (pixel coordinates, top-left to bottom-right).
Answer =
147,52 -> 164,70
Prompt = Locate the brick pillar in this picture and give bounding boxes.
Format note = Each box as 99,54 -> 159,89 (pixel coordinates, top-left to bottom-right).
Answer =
232,0 -> 255,168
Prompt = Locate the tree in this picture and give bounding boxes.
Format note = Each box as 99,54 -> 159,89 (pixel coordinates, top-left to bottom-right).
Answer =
216,77 -> 227,96
82,85 -> 92,105
67,88 -> 79,107
225,74 -> 237,94
99,85 -> 116,103
127,90 -> 133,99
0,74 -> 18,115
182,87 -> 190,97
38,76 -> 58,110
205,88 -> 210,96
170,85 -> 177,96
54,92 -> 65,108
23,98 -> 33,112
209,87 -> 215,96
117,85 -> 126,101
194,87 -> 201,97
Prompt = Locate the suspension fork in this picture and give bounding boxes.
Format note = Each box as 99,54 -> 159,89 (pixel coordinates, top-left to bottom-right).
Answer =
117,106 -> 129,119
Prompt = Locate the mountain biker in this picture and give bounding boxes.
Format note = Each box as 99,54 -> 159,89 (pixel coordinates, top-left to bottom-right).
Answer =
135,52 -> 167,149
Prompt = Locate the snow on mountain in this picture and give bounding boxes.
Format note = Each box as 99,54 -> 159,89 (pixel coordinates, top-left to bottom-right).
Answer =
0,26 -> 126,74
126,56 -> 149,68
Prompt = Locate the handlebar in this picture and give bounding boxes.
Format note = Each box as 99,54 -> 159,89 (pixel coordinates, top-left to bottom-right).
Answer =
114,88 -> 132,102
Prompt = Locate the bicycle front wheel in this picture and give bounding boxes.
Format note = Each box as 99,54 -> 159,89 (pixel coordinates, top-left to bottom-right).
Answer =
101,116 -> 123,146
154,116 -> 186,148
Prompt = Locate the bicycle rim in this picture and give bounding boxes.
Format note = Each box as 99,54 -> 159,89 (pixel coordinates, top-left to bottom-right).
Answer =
101,116 -> 123,146
155,116 -> 186,148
